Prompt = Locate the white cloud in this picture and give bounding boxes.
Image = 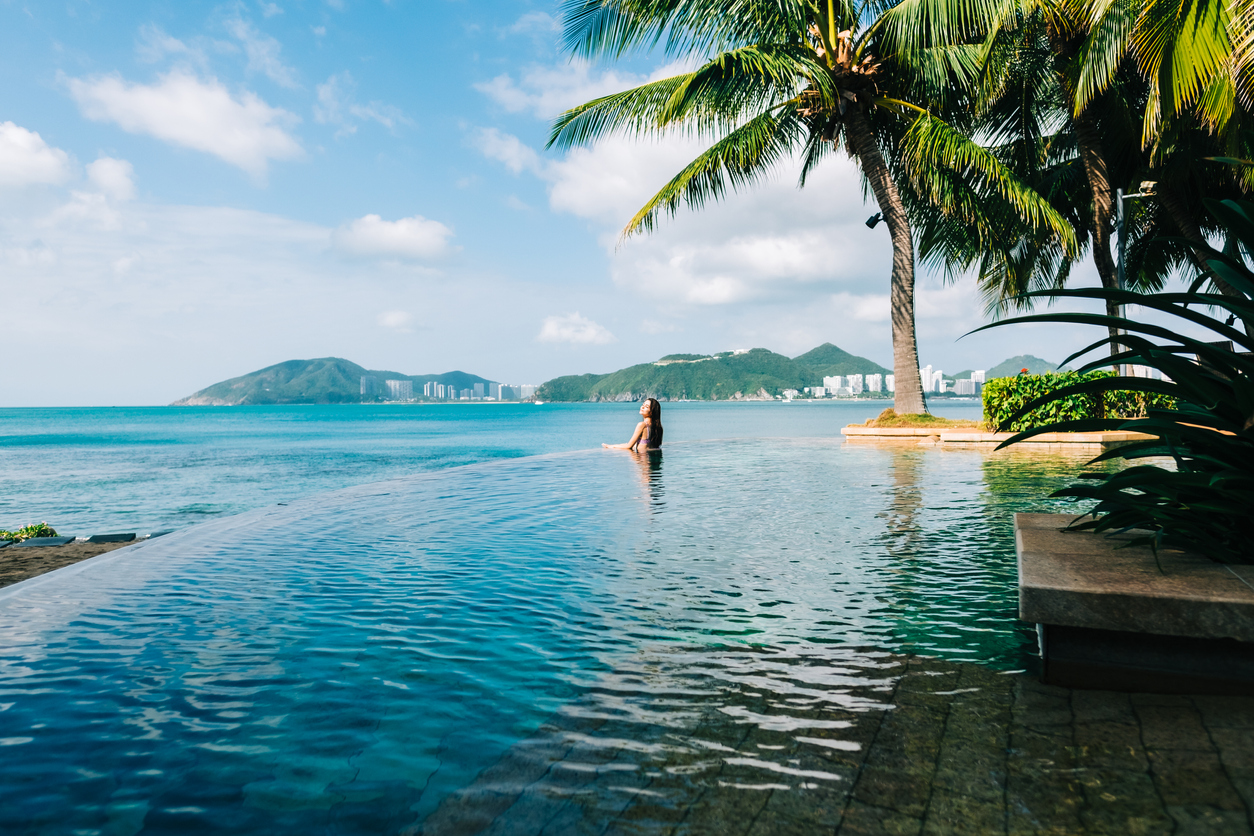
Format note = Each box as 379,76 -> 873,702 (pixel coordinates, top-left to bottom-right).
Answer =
537,312 -> 616,344
259,2 -> 283,18
475,60 -> 690,119
315,73 -> 409,135
333,214 -> 455,259
377,310 -> 413,331
0,122 -> 71,187
507,11 -> 561,36
471,127 -> 541,175
86,157 -> 136,201
135,24 -> 200,65
67,70 -> 303,177
226,18 -> 300,88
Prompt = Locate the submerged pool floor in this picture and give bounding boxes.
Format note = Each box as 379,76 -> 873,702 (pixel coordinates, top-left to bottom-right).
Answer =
0,439 -> 1249,834
425,651 -> 1254,836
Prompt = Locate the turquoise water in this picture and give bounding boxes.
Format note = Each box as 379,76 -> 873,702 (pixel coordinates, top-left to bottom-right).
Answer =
0,415 -> 1096,834
0,401 -> 984,534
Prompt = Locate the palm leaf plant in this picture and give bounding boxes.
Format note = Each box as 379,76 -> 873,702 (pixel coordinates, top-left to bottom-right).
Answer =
550,0 -> 1075,414
973,197 -> 1254,564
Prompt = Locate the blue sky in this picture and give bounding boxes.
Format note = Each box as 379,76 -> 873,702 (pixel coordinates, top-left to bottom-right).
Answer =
0,0 -> 1103,406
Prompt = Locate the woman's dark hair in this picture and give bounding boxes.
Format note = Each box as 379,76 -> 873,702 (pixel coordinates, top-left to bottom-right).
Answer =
645,398 -> 663,447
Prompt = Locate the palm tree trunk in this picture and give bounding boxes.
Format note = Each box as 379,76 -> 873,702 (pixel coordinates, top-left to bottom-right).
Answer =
1158,183 -> 1243,300
1073,112 -> 1123,356
844,107 -> 927,414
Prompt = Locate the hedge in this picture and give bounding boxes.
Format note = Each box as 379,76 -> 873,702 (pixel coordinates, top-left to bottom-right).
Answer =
982,371 -> 1176,432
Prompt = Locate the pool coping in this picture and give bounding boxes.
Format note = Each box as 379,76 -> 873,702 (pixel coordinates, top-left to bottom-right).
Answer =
843,427 -> 1154,446
1015,512 -> 1254,693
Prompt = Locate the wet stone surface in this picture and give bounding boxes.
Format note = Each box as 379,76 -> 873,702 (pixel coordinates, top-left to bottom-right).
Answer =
420,652 -> 1254,836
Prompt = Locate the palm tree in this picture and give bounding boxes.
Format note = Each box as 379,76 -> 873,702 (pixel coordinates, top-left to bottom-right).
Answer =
549,0 -> 1074,414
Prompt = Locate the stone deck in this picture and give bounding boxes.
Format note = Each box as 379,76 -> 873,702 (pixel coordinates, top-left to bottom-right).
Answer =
420,655 -> 1254,836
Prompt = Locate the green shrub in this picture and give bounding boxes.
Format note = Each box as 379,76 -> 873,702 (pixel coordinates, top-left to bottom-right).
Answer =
0,523 -> 58,542
982,371 -> 1176,432
977,197 -> 1254,564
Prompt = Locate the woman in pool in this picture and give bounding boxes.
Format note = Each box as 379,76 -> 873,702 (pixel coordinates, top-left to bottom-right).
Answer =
603,398 -> 663,450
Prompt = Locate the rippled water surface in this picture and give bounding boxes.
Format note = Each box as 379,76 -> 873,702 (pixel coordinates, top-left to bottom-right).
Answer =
0,438 -> 1095,834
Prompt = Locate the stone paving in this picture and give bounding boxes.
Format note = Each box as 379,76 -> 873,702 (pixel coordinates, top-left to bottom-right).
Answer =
419,654 -> 1254,836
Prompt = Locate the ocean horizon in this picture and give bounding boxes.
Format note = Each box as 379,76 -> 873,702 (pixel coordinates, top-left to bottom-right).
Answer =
1,400 -> 984,537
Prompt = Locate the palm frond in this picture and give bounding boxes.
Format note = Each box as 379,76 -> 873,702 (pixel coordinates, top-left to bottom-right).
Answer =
622,107 -> 806,238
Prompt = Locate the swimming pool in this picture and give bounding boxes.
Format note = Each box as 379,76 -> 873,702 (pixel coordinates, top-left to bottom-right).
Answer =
0,439 -> 1091,834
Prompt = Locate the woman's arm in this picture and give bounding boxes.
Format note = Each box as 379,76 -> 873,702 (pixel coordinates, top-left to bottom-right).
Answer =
603,420 -> 646,449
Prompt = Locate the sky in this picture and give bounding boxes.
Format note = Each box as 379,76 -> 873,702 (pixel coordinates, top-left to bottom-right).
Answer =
0,0 -> 1113,406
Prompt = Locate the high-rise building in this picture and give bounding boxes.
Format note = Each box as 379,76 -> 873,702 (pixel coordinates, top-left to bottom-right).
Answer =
459,388 -> 471,400
385,379 -> 413,400
489,382 -> 501,400
886,375 -> 895,392
954,379 -> 978,395
812,386 -> 827,398
423,381 -> 433,397
919,366 -> 933,393
932,370 -> 944,393
823,375 -> 842,391
473,382 -> 485,399
848,374 -> 864,394
435,383 -> 445,399
498,385 -> 515,401
360,376 -> 378,397
865,374 -> 883,393
519,384 -> 537,399
972,370 -> 986,384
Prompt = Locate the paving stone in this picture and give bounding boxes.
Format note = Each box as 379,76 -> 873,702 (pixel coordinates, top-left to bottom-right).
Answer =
1072,721 -> 1150,769
1163,805 -> 1254,835
838,799 -> 924,836
1148,748 -> 1246,809
1136,704 -> 1214,750
921,791 -> 1004,835
1072,767 -> 1172,834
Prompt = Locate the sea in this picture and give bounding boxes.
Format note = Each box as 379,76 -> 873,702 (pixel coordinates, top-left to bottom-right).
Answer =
0,400 -> 984,537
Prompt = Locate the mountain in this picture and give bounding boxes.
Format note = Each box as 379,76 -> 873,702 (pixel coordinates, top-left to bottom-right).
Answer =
537,344 -> 889,402
793,343 -> 891,378
986,355 -> 1061,378
172,358 -> 494,405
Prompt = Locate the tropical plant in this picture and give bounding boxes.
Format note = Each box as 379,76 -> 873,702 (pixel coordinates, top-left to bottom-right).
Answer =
982,370 -> 1175,431
0,523 -> 58,543
550,0 -> 1075,414
976,197 -> 1254,564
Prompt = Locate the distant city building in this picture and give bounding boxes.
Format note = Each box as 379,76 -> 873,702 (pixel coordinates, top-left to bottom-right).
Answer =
886,375 -> 895,392
433,383 -> 444,399
473,382 -> 485,399
848,374 -> 864,395
823,375 -> 842,391
932,370 -> 945,394
459,388 -> 471,400
519,384 -> 537,399
865,373 -> 883,393
361,376 -> 378,397
782,389 -> 800,399
953,379 -> 979,395
489,382 -> 501,400
385,379 -> 413,400
972,370 -> 986,384
811,386 -> 827,398
498,385 -> 516,401
920,366 -> 933,393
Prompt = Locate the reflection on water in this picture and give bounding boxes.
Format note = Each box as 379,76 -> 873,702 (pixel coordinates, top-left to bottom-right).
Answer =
0,439 -> 1094,834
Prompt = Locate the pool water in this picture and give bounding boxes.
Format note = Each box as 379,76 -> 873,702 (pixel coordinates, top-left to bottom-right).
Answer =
0,439 -> 1093,834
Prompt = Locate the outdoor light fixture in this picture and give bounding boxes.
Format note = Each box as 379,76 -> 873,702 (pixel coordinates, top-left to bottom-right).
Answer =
865,212 -> 883,229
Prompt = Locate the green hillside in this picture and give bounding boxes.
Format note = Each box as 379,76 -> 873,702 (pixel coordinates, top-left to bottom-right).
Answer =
538,344 -> 889,402
987,355 -> 1060,378
173,357 -> 493,405
793,343 -> 891,378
